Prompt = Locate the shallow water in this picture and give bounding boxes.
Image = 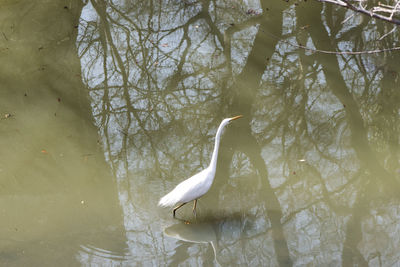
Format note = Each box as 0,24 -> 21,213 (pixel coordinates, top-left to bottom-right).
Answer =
1,0 -> 400,266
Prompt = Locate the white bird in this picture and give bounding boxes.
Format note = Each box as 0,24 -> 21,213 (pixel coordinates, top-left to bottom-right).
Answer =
158,115 -> 243,217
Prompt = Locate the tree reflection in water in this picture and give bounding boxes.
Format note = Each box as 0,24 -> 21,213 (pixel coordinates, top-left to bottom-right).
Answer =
77,0 -> 400,265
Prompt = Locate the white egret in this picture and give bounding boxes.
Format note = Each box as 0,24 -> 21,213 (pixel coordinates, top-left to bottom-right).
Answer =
158,115 -> 243,217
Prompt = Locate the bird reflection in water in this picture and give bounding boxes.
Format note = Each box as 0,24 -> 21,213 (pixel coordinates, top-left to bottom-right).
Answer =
163,213 -> 254,266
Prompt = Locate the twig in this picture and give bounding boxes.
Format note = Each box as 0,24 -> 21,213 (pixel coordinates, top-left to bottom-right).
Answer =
390,0 -> 400,19
318,0 -> 400,25
378,26 -> 397,40
294,41 -> 400,54
341,13 -> 355,24
261,28 -> 400,55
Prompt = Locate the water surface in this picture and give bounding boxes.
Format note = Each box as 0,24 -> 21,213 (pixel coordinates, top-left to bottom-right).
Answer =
1,0 -> 400,266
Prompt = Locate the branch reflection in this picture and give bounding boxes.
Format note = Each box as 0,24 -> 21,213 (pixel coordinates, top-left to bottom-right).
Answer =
77,0 -> 400,265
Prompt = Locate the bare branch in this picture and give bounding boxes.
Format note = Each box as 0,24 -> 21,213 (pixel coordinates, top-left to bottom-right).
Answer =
317,0 -> 400,25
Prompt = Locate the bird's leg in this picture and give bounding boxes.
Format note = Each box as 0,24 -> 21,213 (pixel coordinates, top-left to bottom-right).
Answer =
173,202 -> 187,217
192,199 -> 197,217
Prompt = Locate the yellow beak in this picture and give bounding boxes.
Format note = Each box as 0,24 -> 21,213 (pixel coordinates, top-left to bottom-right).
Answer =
229,115 -> 243,121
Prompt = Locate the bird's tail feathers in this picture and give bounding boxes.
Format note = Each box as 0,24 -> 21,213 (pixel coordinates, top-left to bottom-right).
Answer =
158,190 -> 179,207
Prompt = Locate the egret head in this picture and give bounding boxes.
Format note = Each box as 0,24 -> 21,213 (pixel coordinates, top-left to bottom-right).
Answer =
228,115 -> 243,122
220,115 -> 243,129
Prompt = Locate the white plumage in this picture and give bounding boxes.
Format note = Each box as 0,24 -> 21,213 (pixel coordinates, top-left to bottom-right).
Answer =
158,115 -> 243,217
158,168 -> 214,207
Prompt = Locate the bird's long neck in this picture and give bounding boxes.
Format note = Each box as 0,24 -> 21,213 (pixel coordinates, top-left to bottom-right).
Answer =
209,121 -> 226,171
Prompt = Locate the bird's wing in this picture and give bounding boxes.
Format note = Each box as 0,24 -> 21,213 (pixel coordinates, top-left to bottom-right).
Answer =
158,168 -> 212,207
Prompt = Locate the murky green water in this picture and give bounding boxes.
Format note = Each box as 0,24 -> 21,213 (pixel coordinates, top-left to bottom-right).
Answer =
1,0 -> 400,266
